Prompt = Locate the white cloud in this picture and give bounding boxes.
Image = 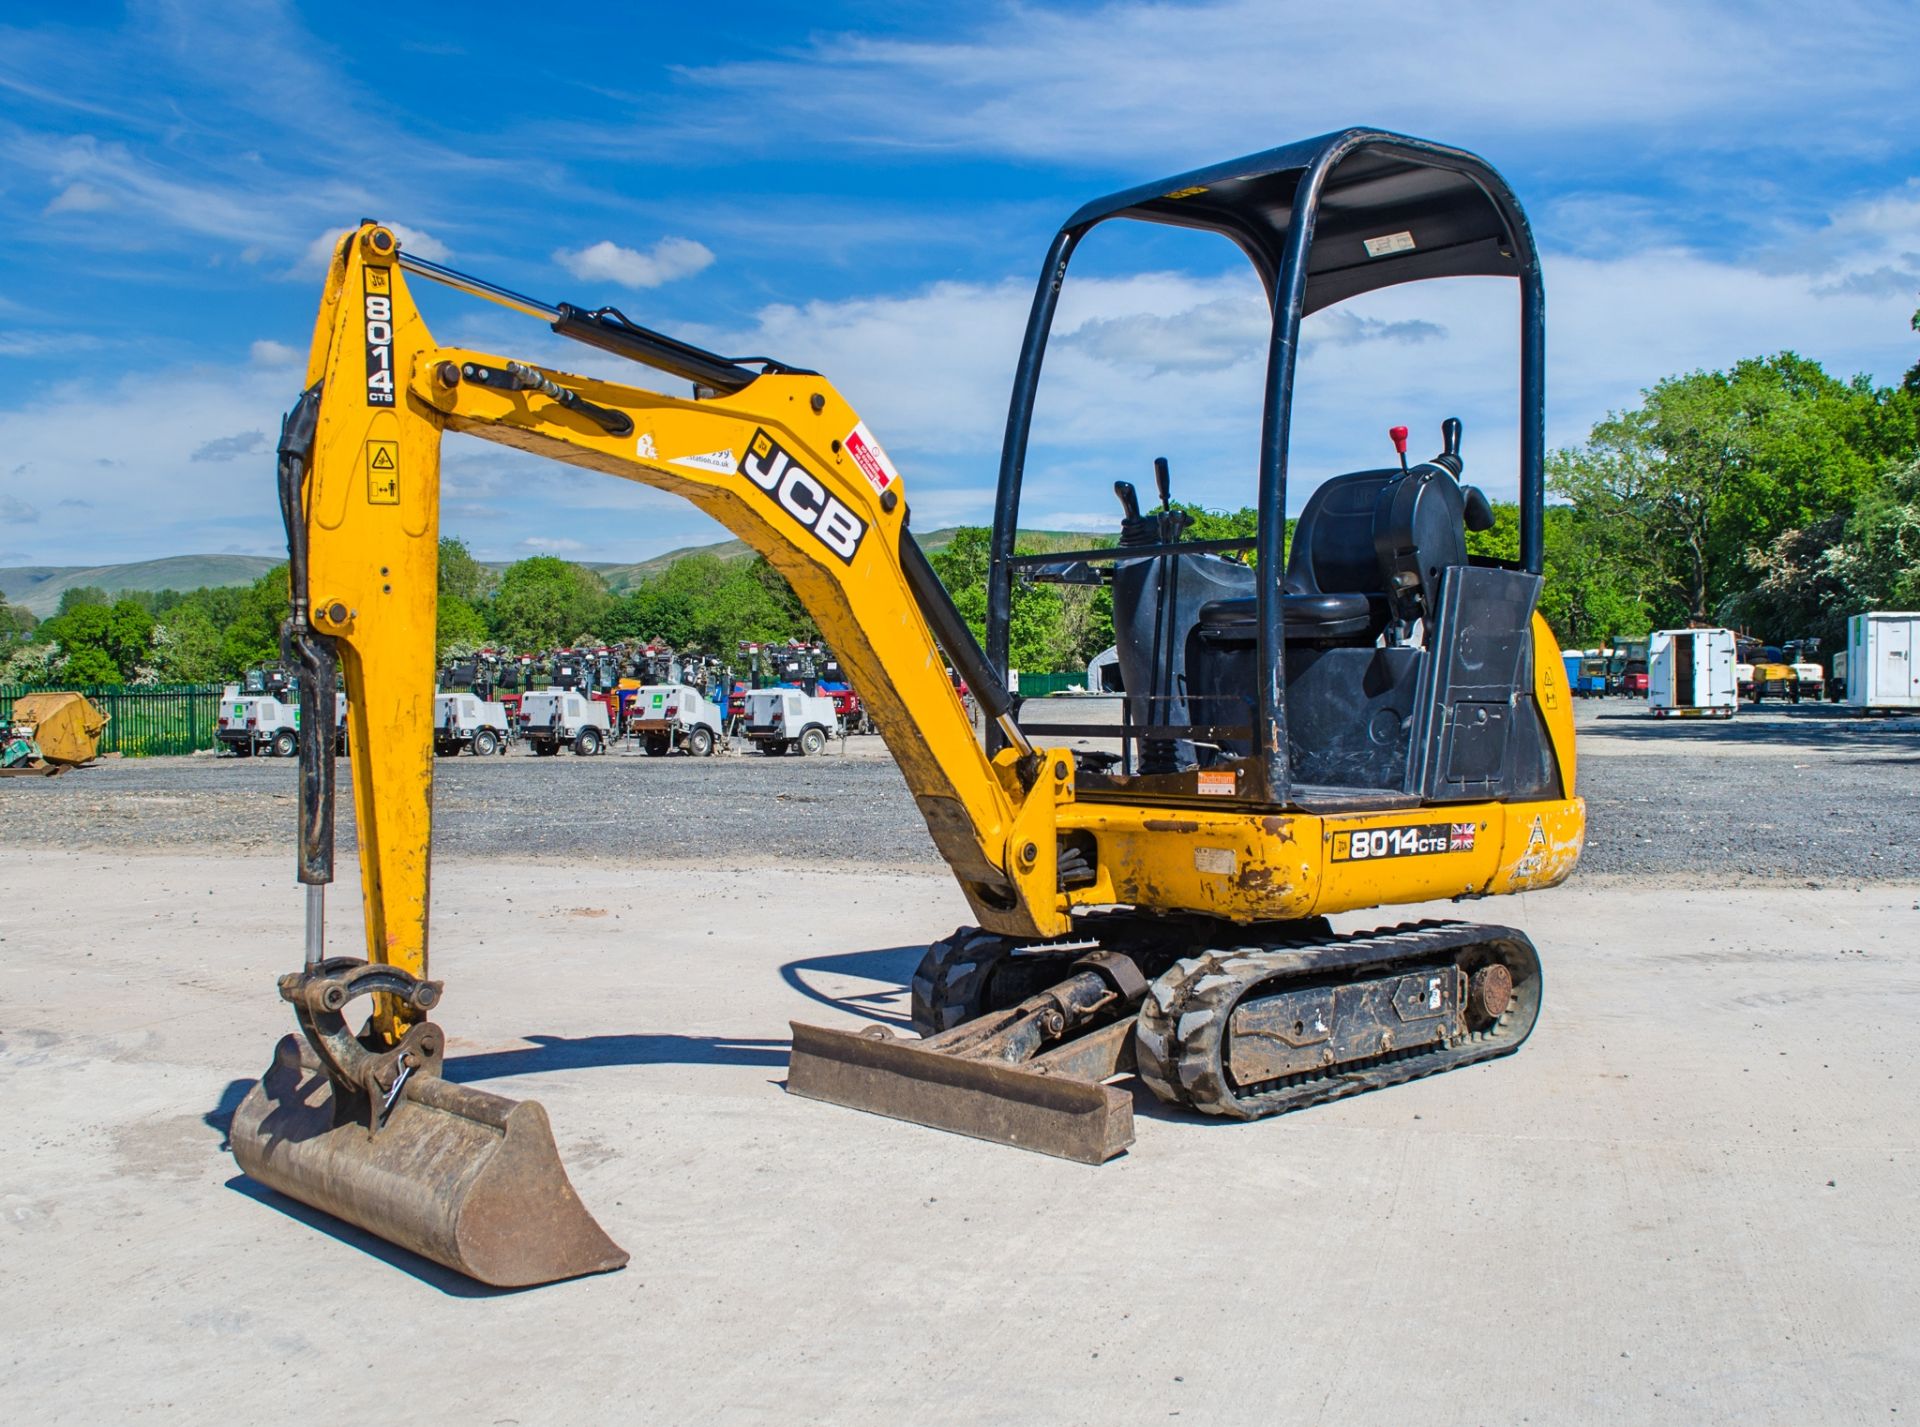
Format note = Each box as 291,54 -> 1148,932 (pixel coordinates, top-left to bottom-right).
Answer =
553,237 -> 714,290
249,339 -> 299,367
190,430 -> 268,463
1,493 -> 41,524
678,0 -> 1918,168
44,182 -> 111,215
0,331 -> 103,357
677,181 -> 1919,528
518,535 -> 587,552
0,364 -> 292,563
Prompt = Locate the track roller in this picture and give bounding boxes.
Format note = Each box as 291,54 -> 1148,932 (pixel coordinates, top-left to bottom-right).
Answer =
1134,920 -> 1540,1120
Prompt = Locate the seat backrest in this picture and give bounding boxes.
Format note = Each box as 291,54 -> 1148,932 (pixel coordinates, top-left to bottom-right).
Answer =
1286,468 -> 1399,595
1372,465 -> 1468,623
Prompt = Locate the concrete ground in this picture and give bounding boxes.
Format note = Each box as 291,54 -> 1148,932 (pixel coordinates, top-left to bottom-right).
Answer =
2,850 -> 1914,1425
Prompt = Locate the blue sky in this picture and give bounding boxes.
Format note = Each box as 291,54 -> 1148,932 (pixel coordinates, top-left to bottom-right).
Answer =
2,0 -> 1917,567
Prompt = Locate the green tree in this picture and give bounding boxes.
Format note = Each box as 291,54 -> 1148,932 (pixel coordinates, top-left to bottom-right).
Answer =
38,599 -> 154,684
1538,504 -> 1654,647
1906,302 -> 1920,396
218,564 -> 291,673
148,606 -> 227,683
436,594 -> 490,659
1,641 -> 61,684
1829,454 -> 1920,609
486,557 -> 611,650
1548,354 -> 1915,624
56,585 -> 110,615
438,536 -> 492,604
929,527 -> 1080,671
1464,502 -> 1521,563
0,590 -> 35,642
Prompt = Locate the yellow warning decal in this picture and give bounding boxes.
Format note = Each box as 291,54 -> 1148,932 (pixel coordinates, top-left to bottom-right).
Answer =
1162,185 -> 1209,200
366,439 -> 399,504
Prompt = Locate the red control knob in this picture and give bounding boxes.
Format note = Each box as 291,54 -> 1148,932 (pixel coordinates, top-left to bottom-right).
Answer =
1388,425 -> 1410,471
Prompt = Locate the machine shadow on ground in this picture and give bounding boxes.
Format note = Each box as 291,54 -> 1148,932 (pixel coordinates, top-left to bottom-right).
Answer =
442,1033 -> 789,1082
778,945 -> 926,1028
221,1176 -> 544,1297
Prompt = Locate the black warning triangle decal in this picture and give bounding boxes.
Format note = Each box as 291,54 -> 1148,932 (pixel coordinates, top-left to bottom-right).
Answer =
370,447 -> 396,470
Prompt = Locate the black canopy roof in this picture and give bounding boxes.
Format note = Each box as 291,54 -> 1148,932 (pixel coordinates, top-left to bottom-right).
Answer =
1061,128 -> 1536,315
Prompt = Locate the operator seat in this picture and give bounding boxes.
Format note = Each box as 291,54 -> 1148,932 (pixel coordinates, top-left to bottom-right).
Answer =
1192,467 -> 1400,646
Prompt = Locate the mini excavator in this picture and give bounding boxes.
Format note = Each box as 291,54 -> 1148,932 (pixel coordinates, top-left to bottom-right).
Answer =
230,129 -> 1584,1287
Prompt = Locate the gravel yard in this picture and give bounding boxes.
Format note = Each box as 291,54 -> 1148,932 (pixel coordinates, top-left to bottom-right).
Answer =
4,702 -> 1917,883
5,700 -> 1918,1426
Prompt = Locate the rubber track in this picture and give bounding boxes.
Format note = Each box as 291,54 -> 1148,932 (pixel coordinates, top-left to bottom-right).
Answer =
1134,920 -> 1541,1120
909,929 -> 1088,1034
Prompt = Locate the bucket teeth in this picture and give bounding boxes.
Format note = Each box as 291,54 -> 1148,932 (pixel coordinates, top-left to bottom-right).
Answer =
231,1035 -> 628,1288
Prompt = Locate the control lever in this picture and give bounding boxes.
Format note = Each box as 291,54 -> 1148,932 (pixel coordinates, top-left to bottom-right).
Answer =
1434,416 -> 1463,477
1113,480 -> 1142,522
1152,456 -> 1171,511
1389,425 -> 1410,473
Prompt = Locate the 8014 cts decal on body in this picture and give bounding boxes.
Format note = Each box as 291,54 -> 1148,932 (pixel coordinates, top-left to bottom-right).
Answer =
739,429 -> 866,564
1331,822 -> 1476,862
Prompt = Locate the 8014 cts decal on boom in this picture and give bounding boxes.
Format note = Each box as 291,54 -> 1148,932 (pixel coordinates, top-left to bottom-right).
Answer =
1332,822 -> 1476,862
364,267 -> 395,407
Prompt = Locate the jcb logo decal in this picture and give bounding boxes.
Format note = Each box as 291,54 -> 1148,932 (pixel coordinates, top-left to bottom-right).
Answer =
739,429 -> 866,565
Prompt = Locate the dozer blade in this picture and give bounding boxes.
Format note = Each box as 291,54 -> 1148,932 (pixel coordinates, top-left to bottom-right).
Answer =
231,1035 -> 628,1288
787,1021 -> 1133,1165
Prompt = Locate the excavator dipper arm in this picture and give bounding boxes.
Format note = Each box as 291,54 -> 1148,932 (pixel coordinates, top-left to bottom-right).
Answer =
231,223 -> 1083,1287
299,225 -> 1073,1007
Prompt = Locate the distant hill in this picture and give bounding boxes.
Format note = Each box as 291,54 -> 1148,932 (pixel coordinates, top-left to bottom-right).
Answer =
0,555 -> 280,617
3,528 -> 1107,616
577,526 -> 1101,593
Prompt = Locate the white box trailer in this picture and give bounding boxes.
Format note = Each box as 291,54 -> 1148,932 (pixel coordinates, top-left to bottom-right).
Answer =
1843,612 -> 1920,711
518,688 -> 611,756
743,687 -> 838,756
1647,627 -> 1737,719
433,691 -> 511,756
625,682 -> 724,756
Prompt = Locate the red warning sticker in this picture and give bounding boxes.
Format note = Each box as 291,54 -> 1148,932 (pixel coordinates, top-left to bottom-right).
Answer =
844,421 -> 898,494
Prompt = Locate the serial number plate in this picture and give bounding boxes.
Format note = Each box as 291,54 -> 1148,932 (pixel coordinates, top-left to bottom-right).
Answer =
1332,822 -> 1476,862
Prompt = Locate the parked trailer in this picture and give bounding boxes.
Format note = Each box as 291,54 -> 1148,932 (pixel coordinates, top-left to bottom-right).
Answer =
626,682 -> 724,756
519,688 -> 612,756
217,667 -> 300,756
433,691 -> 511,756
743,686 -> 838,756
1648,627 -> 1738,719
1841,612 -> 1920,712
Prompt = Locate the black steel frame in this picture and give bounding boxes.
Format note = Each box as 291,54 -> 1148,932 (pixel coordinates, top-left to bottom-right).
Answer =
984,129 -> 1546,807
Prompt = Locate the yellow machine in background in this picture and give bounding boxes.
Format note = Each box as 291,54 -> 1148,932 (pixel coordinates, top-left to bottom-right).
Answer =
230,129 -> 1584,1287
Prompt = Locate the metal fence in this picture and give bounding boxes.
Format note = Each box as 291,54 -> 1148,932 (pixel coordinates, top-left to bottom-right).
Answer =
0,683 -> 224,757
1010,670 -> 1092,698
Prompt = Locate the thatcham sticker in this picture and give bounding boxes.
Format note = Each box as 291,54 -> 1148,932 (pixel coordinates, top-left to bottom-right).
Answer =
1332,823 -> 1475,862
739,429 -> 866,564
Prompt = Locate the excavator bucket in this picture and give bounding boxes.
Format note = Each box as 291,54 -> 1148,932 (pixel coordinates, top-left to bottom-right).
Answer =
231,1033 -> 628,1289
